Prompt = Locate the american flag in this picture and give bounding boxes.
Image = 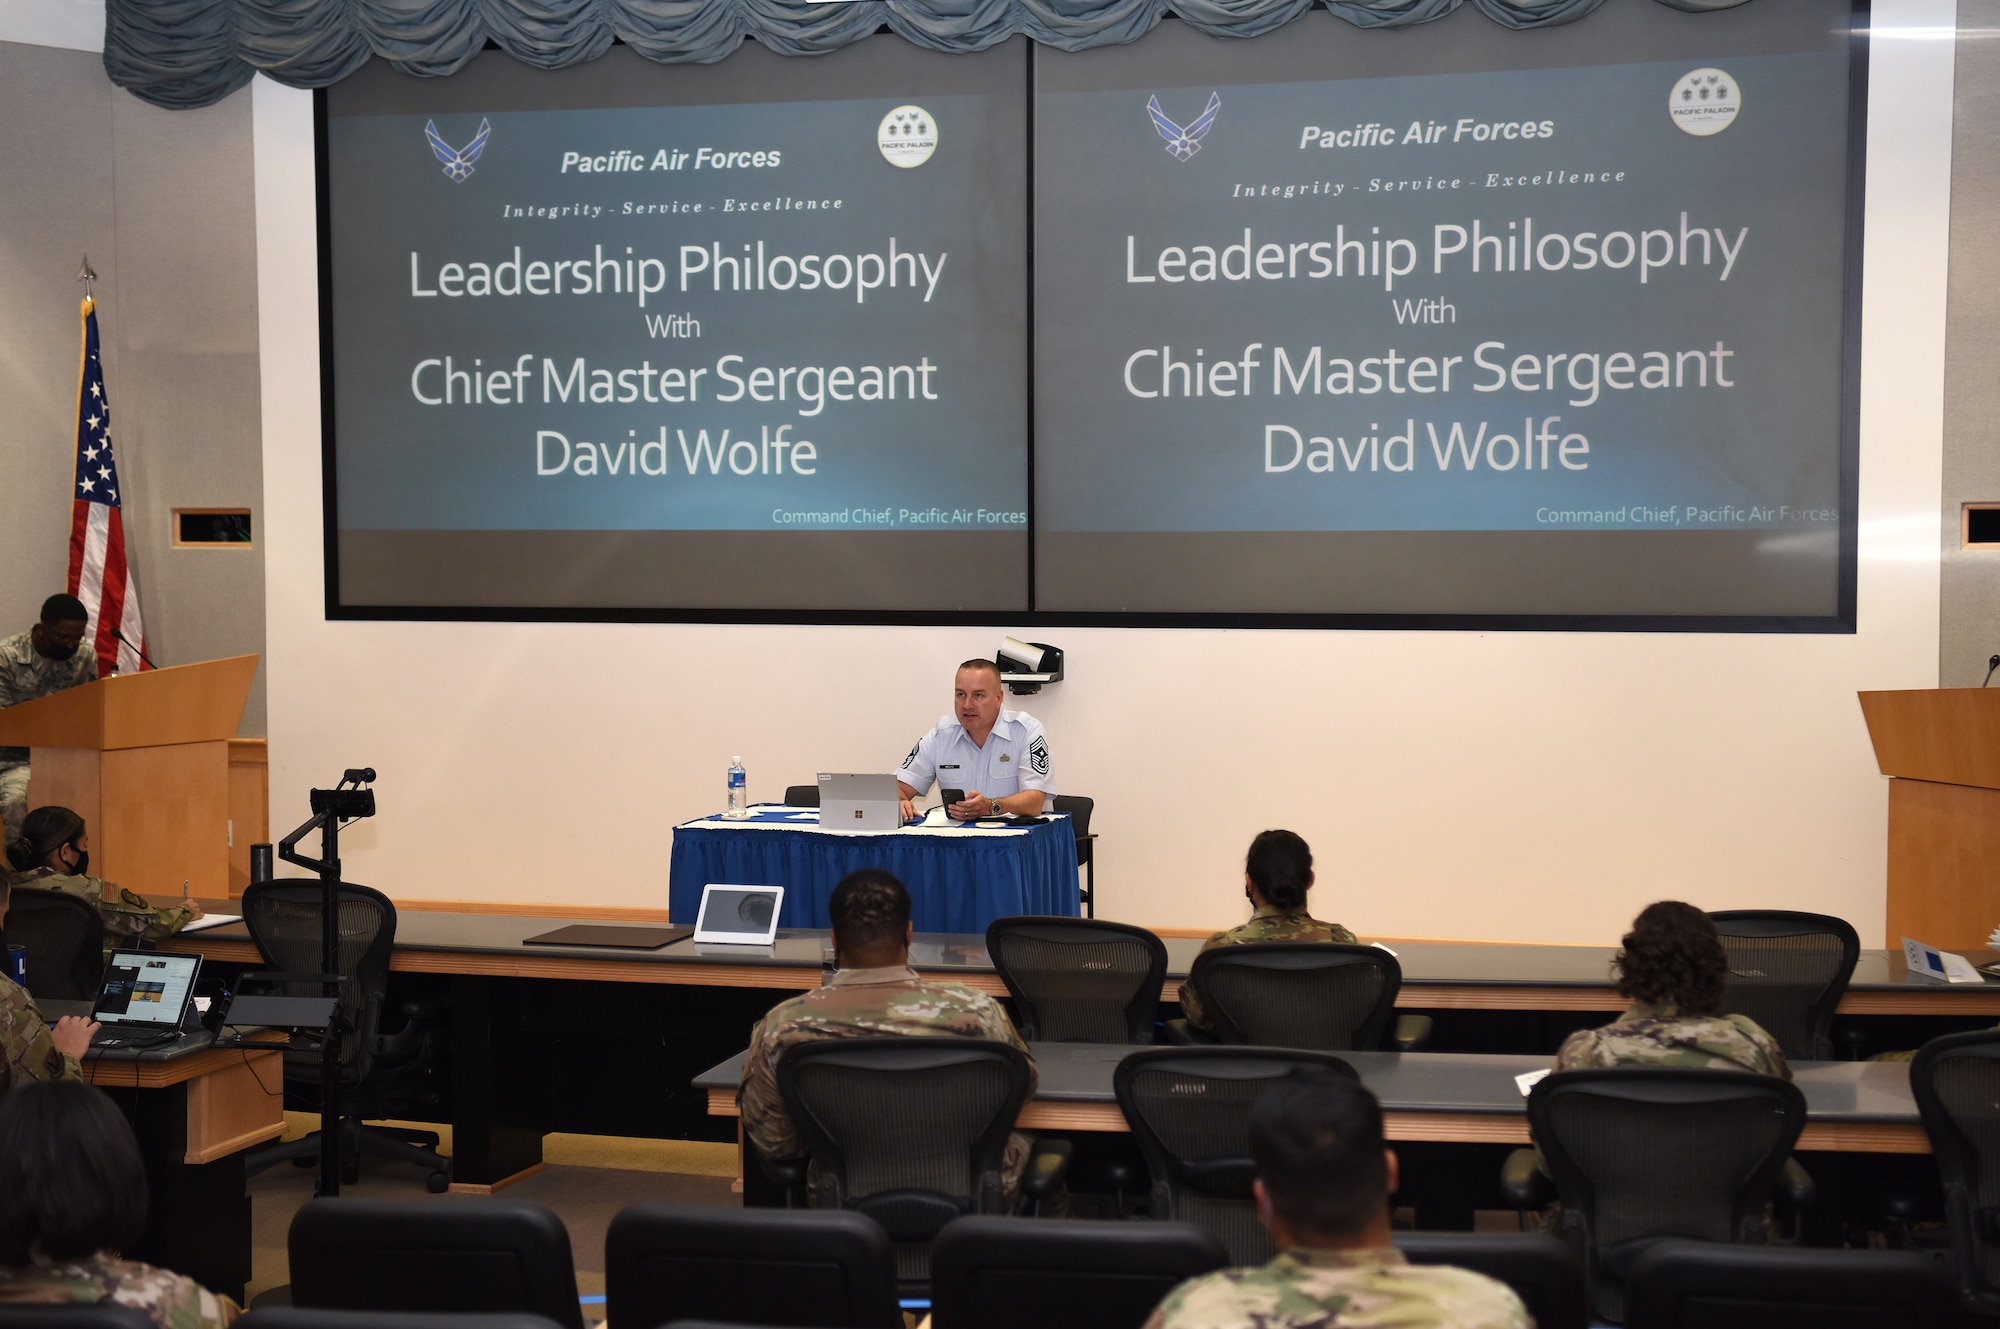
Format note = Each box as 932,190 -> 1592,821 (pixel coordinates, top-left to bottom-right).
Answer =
67,296 -> 147,677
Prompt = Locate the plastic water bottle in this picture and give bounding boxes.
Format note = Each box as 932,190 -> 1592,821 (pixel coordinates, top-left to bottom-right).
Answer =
724,755 -> 749,818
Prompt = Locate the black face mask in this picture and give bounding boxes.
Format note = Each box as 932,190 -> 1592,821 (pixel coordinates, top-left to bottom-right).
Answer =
61,847 -> 88,877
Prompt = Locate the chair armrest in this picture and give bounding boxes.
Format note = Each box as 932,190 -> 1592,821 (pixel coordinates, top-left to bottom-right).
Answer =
1162,1019 -> 1215,1046
1501,1148 -> 1555,1211
1392,1014 -> 1433,1051
1020,1138 -> 1074,1201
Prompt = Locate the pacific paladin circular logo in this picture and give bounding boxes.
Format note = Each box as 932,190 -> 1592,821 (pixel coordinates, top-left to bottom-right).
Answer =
877,105 -> 938,169
1670,68 -> 1740,137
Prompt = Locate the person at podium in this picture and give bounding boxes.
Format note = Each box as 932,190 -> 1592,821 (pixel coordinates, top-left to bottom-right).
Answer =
0,596 -> 96,843
896,658 -> 1055,822
7,808 -> 200,955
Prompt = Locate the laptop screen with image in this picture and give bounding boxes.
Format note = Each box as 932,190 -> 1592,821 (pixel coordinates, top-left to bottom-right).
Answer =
94,952 -> 199,1027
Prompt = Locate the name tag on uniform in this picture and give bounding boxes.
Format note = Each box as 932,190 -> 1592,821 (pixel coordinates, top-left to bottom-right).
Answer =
941,763 -> 960,770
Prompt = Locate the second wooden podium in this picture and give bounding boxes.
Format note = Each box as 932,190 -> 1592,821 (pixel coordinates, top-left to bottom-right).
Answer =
0,655 -> 258,898
1859,687 -> 2000,950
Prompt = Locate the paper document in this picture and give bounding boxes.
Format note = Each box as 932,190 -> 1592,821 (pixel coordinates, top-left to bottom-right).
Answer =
180,914 -> 242,932
1515,1068 -> 1551,1097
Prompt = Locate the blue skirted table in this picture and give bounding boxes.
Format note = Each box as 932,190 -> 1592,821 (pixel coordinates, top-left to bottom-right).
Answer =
668,805 -> 1080,933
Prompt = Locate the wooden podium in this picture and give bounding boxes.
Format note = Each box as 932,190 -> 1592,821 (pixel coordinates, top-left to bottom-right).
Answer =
1859,688 -> 2000,949
0,656 -> 258,898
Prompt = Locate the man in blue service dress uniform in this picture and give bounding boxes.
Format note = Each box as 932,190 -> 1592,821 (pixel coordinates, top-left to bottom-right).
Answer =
897,658 -> 1055,822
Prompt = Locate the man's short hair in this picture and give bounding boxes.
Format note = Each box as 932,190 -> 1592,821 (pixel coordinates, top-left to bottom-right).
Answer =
1249,1067 -> 1390,1239
39,594 -> 86,625
829,868 -> 910,952
957,658 -> 1002,683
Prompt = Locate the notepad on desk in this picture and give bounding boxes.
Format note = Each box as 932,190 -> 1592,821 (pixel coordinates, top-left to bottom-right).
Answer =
179,914 -> 242,932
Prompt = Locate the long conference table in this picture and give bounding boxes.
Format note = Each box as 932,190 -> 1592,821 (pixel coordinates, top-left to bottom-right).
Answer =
694,1044 -> 1931,1155
165,908 -> 1999,1187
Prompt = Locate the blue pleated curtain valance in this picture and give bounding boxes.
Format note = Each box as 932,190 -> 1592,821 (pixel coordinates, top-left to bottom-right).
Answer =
104,0 -> 1752,110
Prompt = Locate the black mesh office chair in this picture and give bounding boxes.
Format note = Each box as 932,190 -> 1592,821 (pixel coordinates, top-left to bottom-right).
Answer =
240,880 -> 449,1190
0,1307 -> 156,1329
1912,1029 -> 2000,1316
1708,911 -> 1859,1060
785,785 -> 820,808
1526,1068 -> 1806,1325
774,1037 -> 1067,1289
930,1215 -> 1228,1329
1050,795 -> 1096,918
1173,943 -> 1401,1050
1393,1234 -> 1589,1329
1622,1239 -> 1962,1329
605,1203 -> 902,1329
3,888 -> 104,998
985,917 -> 1165,1043
1113,1047 -> 1359,1264
240,1314 -> 568,1329
287,1198 -> 584,1329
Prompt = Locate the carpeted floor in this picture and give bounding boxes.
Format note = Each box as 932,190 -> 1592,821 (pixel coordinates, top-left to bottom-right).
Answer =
247,1116 -> 740,1309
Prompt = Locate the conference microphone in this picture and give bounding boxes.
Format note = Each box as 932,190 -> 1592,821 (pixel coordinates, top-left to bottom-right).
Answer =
1984,654 -> 2000,688
342,767 -> 377,785
110,627 -> 158,671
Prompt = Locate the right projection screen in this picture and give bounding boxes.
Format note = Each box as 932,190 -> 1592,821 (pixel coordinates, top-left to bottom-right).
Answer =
1032,0 -> 1862,624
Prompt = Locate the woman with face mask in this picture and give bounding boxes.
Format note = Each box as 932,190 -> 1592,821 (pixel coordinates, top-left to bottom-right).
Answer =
6,806 -> 202,955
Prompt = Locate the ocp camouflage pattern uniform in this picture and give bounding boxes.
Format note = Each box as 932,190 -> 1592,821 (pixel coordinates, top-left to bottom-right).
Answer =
1180,905 -> 1360,1032
0,630 -> 97,843
1142,1247 -> 1531,1329
740,965 -> 1036,1195
0,1254 -> 239,1327
0,975 -> 81,1095
1554,1002 -> 1789,1078
10,866 -> 197,955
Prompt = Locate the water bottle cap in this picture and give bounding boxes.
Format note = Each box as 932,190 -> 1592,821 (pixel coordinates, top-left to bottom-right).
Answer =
732,755 -> 743,763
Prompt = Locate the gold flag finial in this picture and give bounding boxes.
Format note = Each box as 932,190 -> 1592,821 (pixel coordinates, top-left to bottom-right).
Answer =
76,256 -> 96,301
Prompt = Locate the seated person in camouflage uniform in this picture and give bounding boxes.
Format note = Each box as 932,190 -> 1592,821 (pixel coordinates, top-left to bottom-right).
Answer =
1181,830 -> 1358,1033
1555,900 -> 1788,1078
8,806 -> 201,956
0,1079 -> 239,1326
1145,1067 -> 1529,1329
0,863 -> 95,1096
739,867 -> 1038,1198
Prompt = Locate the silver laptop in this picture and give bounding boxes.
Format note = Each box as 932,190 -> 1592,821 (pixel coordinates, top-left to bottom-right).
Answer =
818,772 -> 903,830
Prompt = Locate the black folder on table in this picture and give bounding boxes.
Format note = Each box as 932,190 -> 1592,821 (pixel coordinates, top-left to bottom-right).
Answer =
523,924 -> 693,950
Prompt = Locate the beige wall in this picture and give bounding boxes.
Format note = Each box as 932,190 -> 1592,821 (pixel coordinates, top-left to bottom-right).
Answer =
250,0 -> 1955,944
1942,0 -> 2000,685
0,29 -> 266,734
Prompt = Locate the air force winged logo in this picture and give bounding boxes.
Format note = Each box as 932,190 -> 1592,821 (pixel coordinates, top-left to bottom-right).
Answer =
1146,93 -> 1221,162
425,118 -> 492,182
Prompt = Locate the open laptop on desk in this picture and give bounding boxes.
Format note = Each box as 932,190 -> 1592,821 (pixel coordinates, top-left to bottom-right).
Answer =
75,950 -> 202,1050
818,773 -> 902,829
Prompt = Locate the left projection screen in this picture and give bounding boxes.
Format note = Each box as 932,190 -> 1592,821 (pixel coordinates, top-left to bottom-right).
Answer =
321,40 -> 1030,616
